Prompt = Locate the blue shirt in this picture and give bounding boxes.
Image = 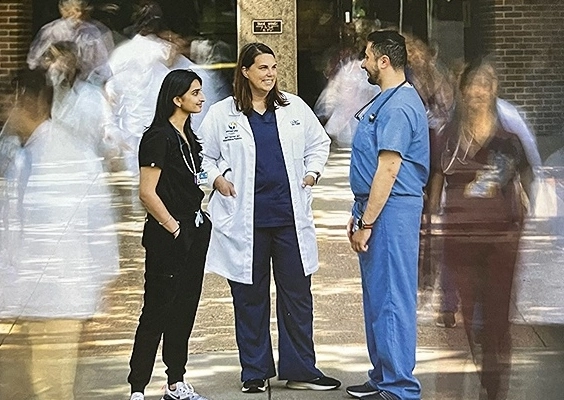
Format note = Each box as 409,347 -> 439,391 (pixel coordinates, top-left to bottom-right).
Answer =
350,85 -> 430,205
249,109 -> 294,227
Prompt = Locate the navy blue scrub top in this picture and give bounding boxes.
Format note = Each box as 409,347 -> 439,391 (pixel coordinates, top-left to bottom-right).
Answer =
248,109 -> 294,227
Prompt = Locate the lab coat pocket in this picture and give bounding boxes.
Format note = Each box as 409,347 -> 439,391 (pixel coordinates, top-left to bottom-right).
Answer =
208,191 -> 236,234
300,185 -> 314,224
303,185 -> 313,209
292,130 -> 306,159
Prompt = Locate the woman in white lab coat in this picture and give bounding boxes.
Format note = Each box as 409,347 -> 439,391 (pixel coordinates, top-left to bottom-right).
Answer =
199,42 -> 340,394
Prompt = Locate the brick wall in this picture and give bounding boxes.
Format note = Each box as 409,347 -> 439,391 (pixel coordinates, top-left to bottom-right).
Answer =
478,0 -> 564,143
0,0 -> 33,121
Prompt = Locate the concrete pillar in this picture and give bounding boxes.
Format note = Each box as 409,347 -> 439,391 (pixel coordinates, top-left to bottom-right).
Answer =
237,0 -> 297,93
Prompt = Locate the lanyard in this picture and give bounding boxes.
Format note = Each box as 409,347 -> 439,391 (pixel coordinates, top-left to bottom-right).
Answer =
175,129 -> 197,175
354,79 -> 408,122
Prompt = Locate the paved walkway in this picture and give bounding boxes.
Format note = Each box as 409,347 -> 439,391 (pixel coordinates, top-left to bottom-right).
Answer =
1,147 -> 563,399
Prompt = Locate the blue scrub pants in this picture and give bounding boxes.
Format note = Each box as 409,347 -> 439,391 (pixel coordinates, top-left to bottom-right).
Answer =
228,224 -> 322,382
357,196 -> 422,400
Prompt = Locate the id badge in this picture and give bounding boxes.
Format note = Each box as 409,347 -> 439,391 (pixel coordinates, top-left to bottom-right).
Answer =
195,171 -> 208,185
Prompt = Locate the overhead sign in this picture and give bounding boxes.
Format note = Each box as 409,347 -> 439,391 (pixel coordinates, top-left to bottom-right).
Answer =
252,19 -> 283,34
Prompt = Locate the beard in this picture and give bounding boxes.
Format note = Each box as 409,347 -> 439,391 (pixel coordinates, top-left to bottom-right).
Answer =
366,69 -> 379,85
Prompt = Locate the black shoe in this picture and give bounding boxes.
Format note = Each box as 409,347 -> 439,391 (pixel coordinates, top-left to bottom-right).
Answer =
242,379 -> 267,393
435,311 -> 457,328
286,375 -> 341,391
473,329 -> 483,345
346,382 -> 380,397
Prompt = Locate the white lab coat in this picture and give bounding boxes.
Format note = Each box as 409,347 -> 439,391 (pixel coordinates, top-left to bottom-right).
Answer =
199,93 -> 330,284
0,120 -> 119,319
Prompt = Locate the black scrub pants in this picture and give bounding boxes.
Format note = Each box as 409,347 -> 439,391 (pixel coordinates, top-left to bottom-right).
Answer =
128,214 -> 211,393
444,233 -> 519,400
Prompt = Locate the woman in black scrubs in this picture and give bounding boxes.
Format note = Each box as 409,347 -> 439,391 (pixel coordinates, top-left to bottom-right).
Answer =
128,69 -> 210,400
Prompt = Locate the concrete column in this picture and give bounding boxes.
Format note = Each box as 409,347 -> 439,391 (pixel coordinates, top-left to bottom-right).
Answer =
237,0 -> 297,93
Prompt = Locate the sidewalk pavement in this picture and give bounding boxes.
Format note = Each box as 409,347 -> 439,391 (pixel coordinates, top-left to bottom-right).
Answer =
2,147 -> 564,399
75,345 -> 564,399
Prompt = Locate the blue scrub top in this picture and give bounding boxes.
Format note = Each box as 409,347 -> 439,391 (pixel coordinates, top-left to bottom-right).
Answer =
350,85 -> 430,210
249,109 -> 294,227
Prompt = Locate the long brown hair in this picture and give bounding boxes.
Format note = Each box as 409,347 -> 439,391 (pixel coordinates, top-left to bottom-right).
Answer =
233,42 -> 289,115
457,57 -> 498,152
148,69 -> 203,167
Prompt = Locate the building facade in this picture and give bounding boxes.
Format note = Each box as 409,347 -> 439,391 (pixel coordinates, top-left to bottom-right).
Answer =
1,0 -> 563,155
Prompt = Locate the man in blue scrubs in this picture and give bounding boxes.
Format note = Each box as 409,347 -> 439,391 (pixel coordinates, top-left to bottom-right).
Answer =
346,31 -> 429,400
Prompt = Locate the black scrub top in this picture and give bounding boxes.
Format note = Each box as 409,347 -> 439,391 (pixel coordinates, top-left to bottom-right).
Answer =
138,122 -> 204,220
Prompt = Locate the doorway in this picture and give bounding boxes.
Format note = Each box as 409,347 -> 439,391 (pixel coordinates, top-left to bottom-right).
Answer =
296,0 -> 431,108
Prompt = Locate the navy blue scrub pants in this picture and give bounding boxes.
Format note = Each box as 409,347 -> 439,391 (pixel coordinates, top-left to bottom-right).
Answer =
228,224 -> 322,382
128,215 -> 211,393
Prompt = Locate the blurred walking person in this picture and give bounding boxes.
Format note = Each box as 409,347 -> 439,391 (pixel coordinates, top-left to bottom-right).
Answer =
27,0 -> 112,85
438,58 -> 539,400
0,68 -> 118,399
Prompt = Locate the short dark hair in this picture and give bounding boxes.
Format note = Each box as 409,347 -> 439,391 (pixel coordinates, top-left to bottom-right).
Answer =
366,30 -> 407,70
233,42 -> 289,115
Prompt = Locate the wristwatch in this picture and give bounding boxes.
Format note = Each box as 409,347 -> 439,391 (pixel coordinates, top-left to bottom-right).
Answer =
305,171 -> 321,184
357,217 -> 374,230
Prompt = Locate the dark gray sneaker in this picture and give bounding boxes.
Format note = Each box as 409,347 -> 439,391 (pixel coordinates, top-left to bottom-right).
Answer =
242,379 -> 267,393
346,382 -> 380,397
286,375 -> 341,390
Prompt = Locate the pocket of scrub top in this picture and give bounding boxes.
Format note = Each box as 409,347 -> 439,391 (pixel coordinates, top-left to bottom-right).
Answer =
207,191 -> 236,233
352,119 -> 377,153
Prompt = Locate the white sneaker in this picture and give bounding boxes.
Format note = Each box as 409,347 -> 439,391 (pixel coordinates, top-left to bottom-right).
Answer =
130,392 -> 144,400
162,381 -> 208,400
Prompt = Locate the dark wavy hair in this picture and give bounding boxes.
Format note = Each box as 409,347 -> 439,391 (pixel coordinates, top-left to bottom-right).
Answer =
147,69 -> 203,160
233,42 -> 289,115
367,30 -> 407,70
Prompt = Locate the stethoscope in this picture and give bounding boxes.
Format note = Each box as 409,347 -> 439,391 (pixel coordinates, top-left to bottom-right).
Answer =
174,128 -> 197,176
174,128 -> 206,227
354,79 -> 409,123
